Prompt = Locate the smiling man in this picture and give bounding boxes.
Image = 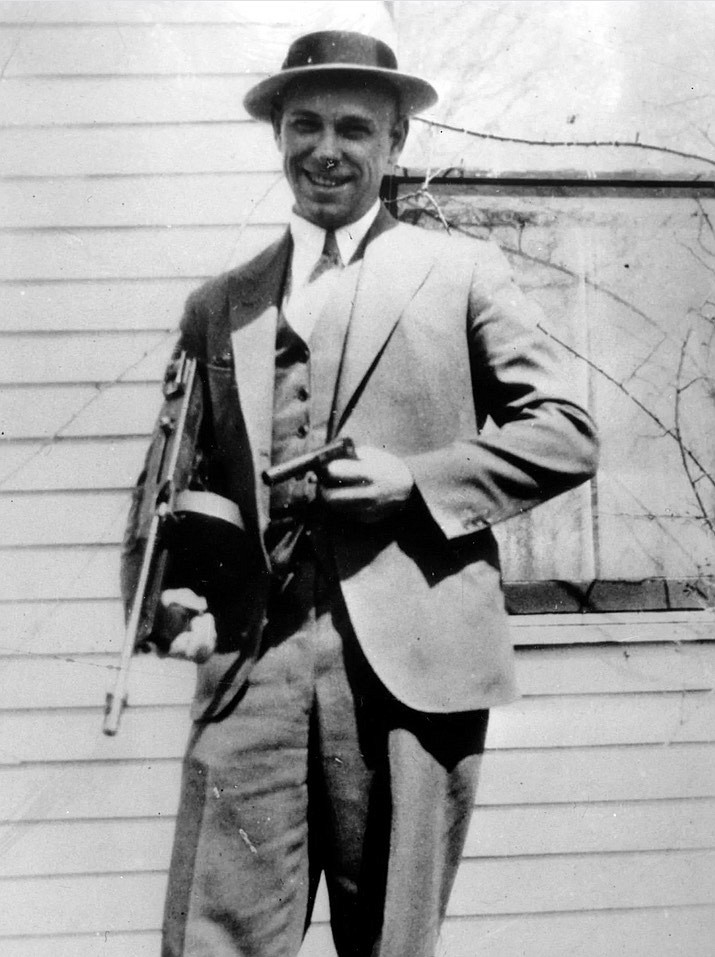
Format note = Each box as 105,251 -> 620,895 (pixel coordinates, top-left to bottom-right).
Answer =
123,30 -> 598,957
275,77 -> 407,231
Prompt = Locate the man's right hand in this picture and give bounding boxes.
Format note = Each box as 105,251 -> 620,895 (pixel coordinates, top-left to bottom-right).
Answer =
156,588 -> 217,663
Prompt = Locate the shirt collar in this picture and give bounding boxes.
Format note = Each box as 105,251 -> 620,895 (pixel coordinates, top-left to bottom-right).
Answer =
289,200 -> 382,284
333,199 -> 382,263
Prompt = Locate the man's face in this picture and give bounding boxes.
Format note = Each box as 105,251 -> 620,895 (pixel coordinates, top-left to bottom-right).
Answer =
273,77 -> 408,230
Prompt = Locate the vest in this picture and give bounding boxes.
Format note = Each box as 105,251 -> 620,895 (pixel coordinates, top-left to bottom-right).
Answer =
268,274 -> 355,518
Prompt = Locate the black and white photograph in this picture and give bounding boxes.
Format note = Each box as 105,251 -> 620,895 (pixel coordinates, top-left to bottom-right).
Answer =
0,2 -> 713,955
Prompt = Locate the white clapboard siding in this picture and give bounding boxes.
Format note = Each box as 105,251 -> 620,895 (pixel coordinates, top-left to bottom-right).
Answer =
0,599 -> 129,655
0,23 -> 305,76
0,492 -> 129,546
0,76 -> 258,125
0,123 -> 280,176
0,546 -> 120,601
3,173 -> 290,228
0,818 -> 178,878
0,1 -> 291,23
1,225 -> 282,281
0,280 -> 202,332
0,933 -> 162,957
436,909 -> 715,957
0,439 -> 147,492
0,761 -> 185,823
0,385 -> 159,441
448,852 -> 715,915
0,873 -> 168,937
0,655 -> 198,708
0,333 -> 173,385
0,333 -> 174,385
462,798 -> 715,857
0,0 -> 389,29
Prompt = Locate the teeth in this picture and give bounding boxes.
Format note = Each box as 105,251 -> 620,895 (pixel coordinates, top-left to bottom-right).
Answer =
307,172 -> 345,187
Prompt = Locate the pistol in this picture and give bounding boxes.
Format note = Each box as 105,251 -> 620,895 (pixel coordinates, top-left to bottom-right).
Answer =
262,437 -> 356,486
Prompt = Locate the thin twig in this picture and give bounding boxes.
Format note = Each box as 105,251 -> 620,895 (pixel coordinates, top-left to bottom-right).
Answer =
537,323 -> 715,491
674,331 -> 715,535
414,116 -> 715,170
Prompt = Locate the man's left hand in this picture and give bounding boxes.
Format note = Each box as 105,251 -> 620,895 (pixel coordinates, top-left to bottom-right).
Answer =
157,588 -> 217,663
320,446 -> 414,523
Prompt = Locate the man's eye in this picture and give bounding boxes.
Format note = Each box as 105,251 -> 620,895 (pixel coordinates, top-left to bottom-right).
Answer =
342,125 -> 370,139
289,119 -> 318,134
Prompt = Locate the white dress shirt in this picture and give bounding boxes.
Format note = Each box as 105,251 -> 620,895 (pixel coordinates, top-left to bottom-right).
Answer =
283,200 -> 381,343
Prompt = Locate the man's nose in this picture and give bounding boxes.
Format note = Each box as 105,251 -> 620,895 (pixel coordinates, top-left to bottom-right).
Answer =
313,129 -> 340,164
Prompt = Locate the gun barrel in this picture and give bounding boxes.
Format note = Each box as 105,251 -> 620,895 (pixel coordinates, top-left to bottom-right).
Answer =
262,437 -> 355,486
103,508 -> 164,734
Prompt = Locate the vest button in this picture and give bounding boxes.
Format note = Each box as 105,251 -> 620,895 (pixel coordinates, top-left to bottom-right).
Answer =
296,424 -> 309,438
297,386 -> 310,401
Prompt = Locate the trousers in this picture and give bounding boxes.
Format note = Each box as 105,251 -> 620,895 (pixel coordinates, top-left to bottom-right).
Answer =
162,545 -> 489,957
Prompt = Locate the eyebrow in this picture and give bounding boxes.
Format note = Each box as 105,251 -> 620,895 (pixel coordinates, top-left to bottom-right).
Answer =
285,108 -> 377,126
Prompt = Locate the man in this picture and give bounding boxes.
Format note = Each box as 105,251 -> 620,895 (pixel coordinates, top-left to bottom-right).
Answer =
123,30 -> 598,957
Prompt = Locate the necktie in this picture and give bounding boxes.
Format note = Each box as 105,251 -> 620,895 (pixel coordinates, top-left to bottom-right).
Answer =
308,230 -> 342,283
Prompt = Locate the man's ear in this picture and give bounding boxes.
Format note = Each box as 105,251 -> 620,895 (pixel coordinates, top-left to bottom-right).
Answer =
389,118 -> 409,164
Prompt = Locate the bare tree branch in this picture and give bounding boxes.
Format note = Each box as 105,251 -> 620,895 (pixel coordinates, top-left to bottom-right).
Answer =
414,116 -> 715,171
534,322 -> 715,492
674,332 -> 715,536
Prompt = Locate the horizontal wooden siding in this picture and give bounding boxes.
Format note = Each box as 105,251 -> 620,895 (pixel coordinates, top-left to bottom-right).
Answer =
0,3 -> 712,956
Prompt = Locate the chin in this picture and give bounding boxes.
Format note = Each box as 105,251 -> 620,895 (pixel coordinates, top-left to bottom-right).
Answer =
302,202 -> 351,230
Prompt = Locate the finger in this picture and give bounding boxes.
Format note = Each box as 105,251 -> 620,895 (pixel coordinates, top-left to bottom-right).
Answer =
320,485 -> 375,509
191,612 -> 217,644
169,614 -> 216,663
321,496 -> 385,523
188,613 -> 217,663
168,630 -> 214,663
167,631 -> 192,659
322,460 -> 371,486
161,588 -> 208,614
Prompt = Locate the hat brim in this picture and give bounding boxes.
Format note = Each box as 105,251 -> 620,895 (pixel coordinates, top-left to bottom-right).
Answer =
243,65 -> 438,121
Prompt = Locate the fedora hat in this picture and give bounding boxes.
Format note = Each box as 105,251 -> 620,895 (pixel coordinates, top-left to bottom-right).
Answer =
243,30 -> 438,121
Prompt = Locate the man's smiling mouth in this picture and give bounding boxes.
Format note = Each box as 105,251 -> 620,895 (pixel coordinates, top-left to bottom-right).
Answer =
304,170 -> 351,189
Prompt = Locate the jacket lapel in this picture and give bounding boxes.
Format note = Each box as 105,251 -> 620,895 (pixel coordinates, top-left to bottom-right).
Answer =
333,209 -> 439,433
228,231 -> 291,530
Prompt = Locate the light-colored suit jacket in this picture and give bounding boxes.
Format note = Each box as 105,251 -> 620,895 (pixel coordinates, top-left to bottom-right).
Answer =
124,206 -> 598,718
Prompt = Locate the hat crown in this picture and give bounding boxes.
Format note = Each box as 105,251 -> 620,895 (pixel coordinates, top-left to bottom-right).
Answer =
243,29 -> 437,121
283,31 -> 398,72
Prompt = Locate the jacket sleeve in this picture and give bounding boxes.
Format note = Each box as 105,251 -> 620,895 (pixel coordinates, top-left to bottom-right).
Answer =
406,240 -> 599,541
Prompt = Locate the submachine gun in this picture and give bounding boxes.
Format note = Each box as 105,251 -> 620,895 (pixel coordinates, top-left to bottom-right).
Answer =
103,351 -> 357,736
103,351 -> 246,736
